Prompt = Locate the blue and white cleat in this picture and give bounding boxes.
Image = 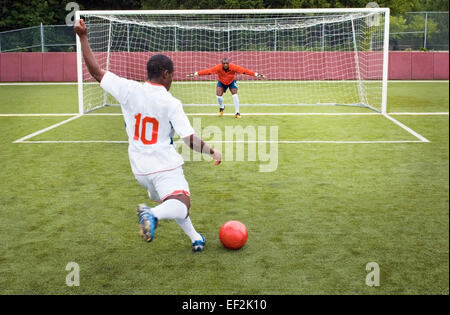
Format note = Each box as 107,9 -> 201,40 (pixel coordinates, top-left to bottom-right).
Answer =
192,234 -> 206,252
136,203 -> 158,243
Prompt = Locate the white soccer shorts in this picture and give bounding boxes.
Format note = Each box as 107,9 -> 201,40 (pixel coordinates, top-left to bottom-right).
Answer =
135,166 -> 190,203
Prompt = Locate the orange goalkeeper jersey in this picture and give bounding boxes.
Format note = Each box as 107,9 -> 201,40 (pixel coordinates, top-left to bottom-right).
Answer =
197,63 -> 256,86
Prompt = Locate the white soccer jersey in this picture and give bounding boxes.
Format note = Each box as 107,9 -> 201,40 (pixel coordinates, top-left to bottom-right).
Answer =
100,71 -> 195,175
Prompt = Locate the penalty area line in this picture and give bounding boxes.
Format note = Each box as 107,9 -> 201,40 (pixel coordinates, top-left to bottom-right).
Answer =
84,112 -> 381,116
83,112 -> 449,116
0,113 -> 78,117
18,140 -> 128,144
2,112 -> 447,117
0,82 -> 78,86
389,112 -> 449,116
13,114 -> 83,143
17,140 -> 424,144
383,114 -> 430,143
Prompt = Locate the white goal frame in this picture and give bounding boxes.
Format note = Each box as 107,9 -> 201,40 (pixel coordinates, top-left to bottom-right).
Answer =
75,8 -> 390,114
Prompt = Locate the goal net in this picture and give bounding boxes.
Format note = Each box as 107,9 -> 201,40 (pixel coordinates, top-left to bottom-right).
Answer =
76,9 -> 389,114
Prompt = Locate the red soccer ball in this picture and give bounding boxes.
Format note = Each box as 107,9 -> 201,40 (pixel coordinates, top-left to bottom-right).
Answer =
219,220 -> 248,250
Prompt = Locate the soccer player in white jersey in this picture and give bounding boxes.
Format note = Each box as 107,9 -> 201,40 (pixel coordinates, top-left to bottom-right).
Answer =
74,19 -> 222,252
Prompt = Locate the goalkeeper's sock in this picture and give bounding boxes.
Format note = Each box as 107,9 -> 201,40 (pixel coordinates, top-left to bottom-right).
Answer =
150,199 -> 187,220
175,216 -> 202,242
232,94 -> 240,114
217,96 -> 224,109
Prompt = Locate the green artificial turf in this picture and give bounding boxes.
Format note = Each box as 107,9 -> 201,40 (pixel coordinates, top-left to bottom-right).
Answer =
0,81 -> 448,295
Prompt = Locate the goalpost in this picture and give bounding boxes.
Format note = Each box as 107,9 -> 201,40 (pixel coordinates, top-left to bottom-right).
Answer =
76,8 -> 390,114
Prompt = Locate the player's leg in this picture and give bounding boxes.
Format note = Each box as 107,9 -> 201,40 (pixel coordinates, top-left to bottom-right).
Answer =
230,82 -> 240,118
135,176 -> 159,242
165,194 -> 205,251
136,167 -> 204,250
157,169 -> 205,250
216,83 -> 225,116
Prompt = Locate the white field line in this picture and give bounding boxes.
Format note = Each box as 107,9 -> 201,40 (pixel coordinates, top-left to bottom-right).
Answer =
389,112 -> 449,115
13,114 -> 83,143
2,112 -> 448,117
11,112 -> 441,144
18,140 -> 424,144
0,80 -> 448,86
84,112 -> 380,116
18,140 -> 128,144
83,112 -> 448,116
1,112 -> 448,117
0,82 -> 78,86
186,112 -> 450,116
139,80 -> 450,86
113,103 -> 359,107
383,114 -> 430,143
0,113 -> 78,117
203,140 -> 425,144
387,80 -> 449,83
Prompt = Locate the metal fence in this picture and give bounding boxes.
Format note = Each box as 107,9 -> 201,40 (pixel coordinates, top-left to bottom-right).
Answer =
0,24 -> 75,52
0,11 -> 448,52
390,11 -> 449,51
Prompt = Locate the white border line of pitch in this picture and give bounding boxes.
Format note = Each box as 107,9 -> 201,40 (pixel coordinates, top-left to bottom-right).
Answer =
9,111 -> 446,144
2,112 -> 448,117
17,140 -> 425,144
0,80 -> 448,86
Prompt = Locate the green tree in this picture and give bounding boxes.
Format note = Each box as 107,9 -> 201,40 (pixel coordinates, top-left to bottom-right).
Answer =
284,0 -> 416,14
77,0 -> 142,11
0,0 -> 143,32
142,0 -> 264,9
411,0 -> 449,11
0,0 -> 63,31
222,0 -> 265,9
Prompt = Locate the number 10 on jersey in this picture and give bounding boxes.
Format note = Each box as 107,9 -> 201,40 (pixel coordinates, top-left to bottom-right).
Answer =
134,113 -> 159,145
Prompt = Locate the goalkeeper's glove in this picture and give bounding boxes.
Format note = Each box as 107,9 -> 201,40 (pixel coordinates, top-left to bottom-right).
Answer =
255,73 -> 266,79
186,72 -> 198,78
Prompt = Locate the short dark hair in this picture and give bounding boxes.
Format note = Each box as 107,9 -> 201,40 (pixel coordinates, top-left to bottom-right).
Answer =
222,57 -> 229,63
147,54 -> 174,80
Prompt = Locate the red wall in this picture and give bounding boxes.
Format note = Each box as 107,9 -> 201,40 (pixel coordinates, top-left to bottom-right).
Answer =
0,52 -> 77,82
103,51 -> 384,81
388,51 -> 449,80
0,51 -> 448,82
433,52 -> 449,80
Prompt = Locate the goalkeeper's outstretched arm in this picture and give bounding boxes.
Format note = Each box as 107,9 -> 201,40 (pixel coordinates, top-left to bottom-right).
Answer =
186,65 -> 220,78
74,19 -> 105,83
231,64 -> 266,79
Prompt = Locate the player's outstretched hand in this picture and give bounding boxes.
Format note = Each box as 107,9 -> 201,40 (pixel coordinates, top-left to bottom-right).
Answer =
186,72 -> 198,78
255,73 -> 266,79
212,149 -> 222,165
74,19 -> 88,37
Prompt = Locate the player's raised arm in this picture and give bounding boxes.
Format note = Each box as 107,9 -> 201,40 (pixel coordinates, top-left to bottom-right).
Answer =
74,19 -> 105,83
183,134 -> 222,165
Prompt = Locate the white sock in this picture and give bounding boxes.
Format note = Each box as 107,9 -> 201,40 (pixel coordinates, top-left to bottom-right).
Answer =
150,199 -> 187,220
217,96 -> 224,109
175,216 -> 202,243
232,94 -> 240,113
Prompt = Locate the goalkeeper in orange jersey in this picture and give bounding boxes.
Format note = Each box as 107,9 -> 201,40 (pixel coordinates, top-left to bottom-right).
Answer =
187,58 -> 265,118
